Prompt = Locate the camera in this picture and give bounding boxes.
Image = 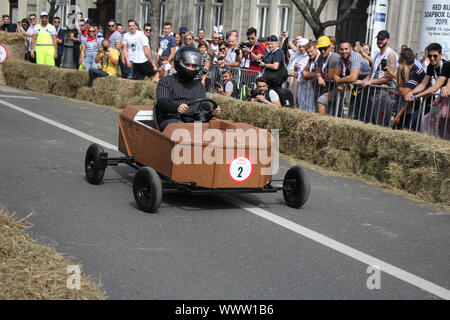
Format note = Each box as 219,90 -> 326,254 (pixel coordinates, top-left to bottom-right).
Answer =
240,42 -> 251,49
214,82 -> 223,90
234,48 -> 241,55
380,59 -> 387,70
250,89 -> 263,99
201,66 -> 208,75
103,45 -> 108,51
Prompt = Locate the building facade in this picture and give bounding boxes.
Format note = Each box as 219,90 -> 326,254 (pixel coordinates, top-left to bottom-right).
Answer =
0,0 -> 429,55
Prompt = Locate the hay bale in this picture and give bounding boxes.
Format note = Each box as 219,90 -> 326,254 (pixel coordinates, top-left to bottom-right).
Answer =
0,31 -> 26,44
0,206 -> 107,299
53,82 -> 76,98
405,167 -> 449,203
24,77 -> 49,94
76,86 -> 95,102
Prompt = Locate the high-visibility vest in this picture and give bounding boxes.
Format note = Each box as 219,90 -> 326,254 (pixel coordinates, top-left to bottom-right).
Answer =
36,24 -> 54,47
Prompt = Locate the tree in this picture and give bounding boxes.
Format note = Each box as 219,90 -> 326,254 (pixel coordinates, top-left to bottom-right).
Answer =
47,0 -> 59,23
291,0 -> 360,39
145,0 -> 167,58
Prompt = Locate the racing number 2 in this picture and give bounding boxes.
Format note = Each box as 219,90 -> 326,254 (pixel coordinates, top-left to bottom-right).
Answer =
228,156 -> 254,183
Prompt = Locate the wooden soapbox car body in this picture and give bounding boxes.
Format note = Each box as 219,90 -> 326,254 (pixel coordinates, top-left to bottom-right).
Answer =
84,99 -> 310,213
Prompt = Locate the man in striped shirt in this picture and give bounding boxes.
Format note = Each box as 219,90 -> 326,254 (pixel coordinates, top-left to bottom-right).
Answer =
390,49 -> 425,129
333,40 -> 372,119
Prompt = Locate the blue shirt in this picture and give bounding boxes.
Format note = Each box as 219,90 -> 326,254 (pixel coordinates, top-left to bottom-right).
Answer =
56,27 -> 65,55
158,34 -> 176,57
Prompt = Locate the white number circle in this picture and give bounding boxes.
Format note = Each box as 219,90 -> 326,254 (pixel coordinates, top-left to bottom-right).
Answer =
228,156 -> 253,183
0,43 -> 8,64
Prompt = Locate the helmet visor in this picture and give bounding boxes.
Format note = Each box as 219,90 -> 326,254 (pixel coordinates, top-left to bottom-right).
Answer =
180,51 -> 203,70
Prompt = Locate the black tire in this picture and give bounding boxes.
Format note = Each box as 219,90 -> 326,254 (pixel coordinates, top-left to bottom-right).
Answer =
283,166 -> 310,209
133,167 -> 163,213
85,144 -> 106,185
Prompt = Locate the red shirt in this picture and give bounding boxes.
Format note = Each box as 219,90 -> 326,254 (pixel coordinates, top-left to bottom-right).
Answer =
242,42 -> 266,71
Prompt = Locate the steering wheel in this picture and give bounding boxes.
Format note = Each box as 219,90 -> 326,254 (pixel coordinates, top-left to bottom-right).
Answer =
180,98 -> 219,122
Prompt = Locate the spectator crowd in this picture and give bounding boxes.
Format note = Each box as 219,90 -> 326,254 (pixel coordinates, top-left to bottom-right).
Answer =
1,12 -> 449,140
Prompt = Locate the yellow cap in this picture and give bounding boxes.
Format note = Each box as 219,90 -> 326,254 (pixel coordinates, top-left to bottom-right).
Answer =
317,36 -> 331,48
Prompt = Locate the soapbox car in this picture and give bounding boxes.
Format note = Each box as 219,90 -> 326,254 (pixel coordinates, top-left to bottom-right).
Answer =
84,98 -> 310,213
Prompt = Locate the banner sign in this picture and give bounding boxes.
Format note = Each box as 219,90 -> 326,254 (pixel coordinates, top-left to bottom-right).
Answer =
419,0 -> 450,59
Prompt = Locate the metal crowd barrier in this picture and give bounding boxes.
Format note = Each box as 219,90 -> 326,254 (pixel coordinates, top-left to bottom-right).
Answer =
207,64 -> 261,92
293,78 -> 449,140
204,65 -> 449,140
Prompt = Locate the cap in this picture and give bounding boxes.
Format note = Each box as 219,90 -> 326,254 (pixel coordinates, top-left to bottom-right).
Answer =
225,31 -> 231,39
376,30 -> 390,40
179,27 -> 188,33
222,67 -> 233,75
40,11 -> 48,17
317,36 -> 331,48
267,35 -> 278,42
298,38 -> 309,47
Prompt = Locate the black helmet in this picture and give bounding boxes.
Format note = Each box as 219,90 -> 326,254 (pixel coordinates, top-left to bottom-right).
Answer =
174,46 -> 203,82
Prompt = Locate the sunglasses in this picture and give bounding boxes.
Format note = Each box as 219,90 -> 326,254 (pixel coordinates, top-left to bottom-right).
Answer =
79,24 -> 85,27
145,28 -> 152,32
108,24 -> 115,27
185,38 -> 192,40
428,54 -> 439,60
220,47 -> 226,51
213,37 -> 220,39
319,46 -> 329,52
248,37 -> 255,40
89,30 -> 95,33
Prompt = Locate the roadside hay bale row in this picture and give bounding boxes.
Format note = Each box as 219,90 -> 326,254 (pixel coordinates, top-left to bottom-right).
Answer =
210,94 -> 450,204
3,58 -> 89,95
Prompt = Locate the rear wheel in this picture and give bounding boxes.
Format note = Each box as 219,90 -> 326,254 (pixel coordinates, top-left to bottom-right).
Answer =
133,167 -> 163,213
283,166 -> 310,209
85,144 -> 106,185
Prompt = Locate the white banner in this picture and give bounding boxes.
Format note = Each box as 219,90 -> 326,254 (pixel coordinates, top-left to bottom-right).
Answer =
370,0 -> 389,58
418,0 -> 450,59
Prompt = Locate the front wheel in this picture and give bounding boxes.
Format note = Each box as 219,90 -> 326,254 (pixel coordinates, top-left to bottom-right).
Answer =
133,167 -> 163,213
283,166 -> 310,209
85,144 -> 106,185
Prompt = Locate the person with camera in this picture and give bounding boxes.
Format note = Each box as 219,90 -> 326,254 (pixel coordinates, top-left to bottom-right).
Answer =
249,77 -> 281,106
88,39 -> 119,87
240,28 -> 266,72
217,69 -> 235,97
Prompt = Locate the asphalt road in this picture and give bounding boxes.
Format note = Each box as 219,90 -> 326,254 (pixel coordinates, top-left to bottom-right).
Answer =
0,85 -> 449,300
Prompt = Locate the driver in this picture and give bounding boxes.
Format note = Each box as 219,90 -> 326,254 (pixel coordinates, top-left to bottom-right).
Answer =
156,46 -> 221,131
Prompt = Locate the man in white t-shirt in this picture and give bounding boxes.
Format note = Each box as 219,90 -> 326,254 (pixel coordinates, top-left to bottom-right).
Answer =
122,19 -> 156,80
30,12 -> 57,66
24,13 -> 38,63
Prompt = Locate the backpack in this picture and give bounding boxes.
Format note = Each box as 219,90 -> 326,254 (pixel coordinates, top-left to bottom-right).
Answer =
270,87 -> 295,107
231,81 -> 249,101
264,51 -> 289,88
